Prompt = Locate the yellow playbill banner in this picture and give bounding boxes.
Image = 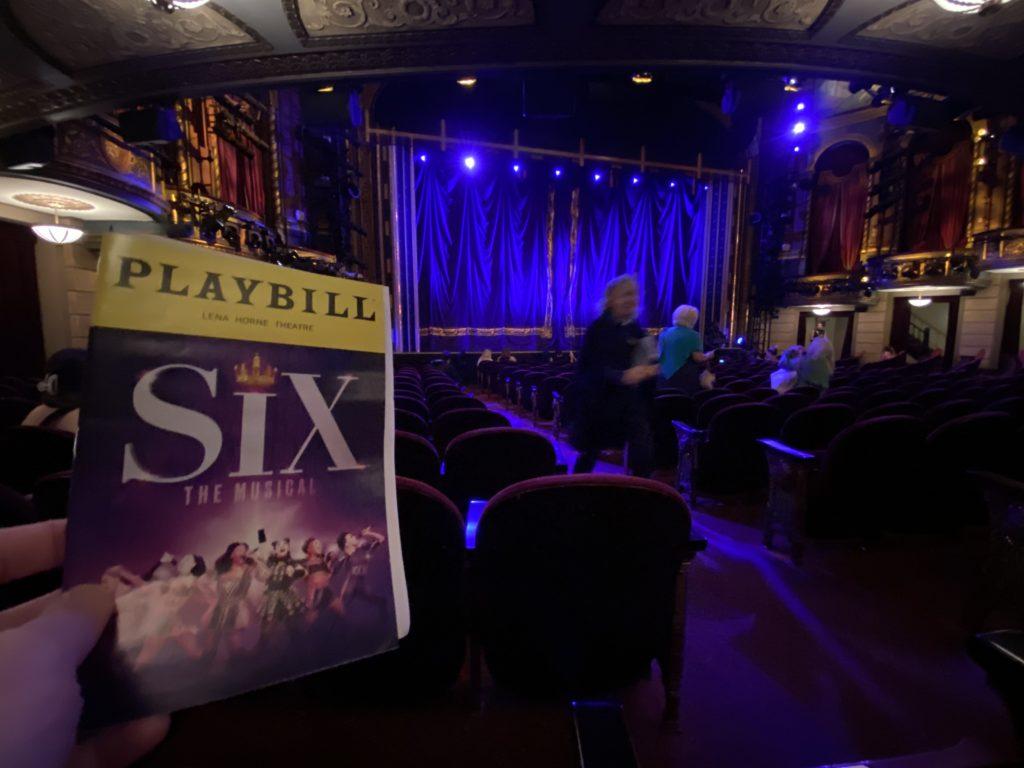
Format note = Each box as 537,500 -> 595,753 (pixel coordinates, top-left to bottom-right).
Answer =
93,234 -> 387,354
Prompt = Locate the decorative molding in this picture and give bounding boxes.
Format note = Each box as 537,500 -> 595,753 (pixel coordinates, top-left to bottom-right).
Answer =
597,0 -> 830,32
855,0 -> 1024,60
287,0 -> 534,46
7,0 -> 262,71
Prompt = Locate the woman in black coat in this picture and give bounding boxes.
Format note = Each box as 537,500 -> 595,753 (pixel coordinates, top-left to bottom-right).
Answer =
570,275 -> 660,476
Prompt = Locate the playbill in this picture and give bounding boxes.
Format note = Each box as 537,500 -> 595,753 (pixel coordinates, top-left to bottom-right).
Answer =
63,234 -> 408,725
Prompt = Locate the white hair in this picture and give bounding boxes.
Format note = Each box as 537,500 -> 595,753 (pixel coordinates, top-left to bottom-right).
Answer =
672,304 -> 699,328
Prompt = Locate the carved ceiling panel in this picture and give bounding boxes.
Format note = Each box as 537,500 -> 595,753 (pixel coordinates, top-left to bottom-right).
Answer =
598,0 -> 830,31
8,0 -> 258,71
857,0 -> 1024,60
292,0 -> 534,39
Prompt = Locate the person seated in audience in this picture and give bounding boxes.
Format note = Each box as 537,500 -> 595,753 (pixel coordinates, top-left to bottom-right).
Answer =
22,348 -> 86,434
658,304 -> 710,394
764,345 -> 780,364
476,348 -> 494,367
771,345 -> 803,393
880,345 -> 897,361
798,330 -> 834,390
570,274 -> 659,476
497,347 -> 517,363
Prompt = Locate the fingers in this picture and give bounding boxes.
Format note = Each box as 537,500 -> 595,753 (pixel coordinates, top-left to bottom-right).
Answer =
68,715 -> 170,768
0,519 -> 65,585
0,588 -> 60,631
10,584 -> 114,668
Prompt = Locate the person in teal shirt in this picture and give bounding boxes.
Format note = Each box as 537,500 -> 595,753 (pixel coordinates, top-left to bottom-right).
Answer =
658,304 -> 710,393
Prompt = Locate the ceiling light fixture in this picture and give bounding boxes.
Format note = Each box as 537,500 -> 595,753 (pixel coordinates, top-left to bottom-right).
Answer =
148,0 -> 210,11
456,76 -> 477,88
812,307 -> 832,316
632,72 -> 653,85
32,211 -> 83,245
932,0 -> 1010,13
909,297 -> 933,307
317,85 -> 334,94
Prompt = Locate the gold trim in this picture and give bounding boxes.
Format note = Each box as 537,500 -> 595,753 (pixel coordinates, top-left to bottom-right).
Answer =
544,187 -> 555,335
420,326 -> 553,338
565,186 -> 580,343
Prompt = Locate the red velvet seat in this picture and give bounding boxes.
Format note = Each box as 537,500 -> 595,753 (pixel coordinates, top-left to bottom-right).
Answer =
780,404 -> 856,452
430,396 -> 486,419
395,430 -> 441,487
394,395 -> 429,422
443,427 -> 557,511
860,389 -> 909,410
695,393 -> 750,429
790,385 -> 821,400
858,401 -> 924,421
697,403 -> 783,493
923,398 -> 977,429
653,394 -> 695,469
0,426 -> 74,494
984,396 -> 1024,423
745,387 -> 777,402
473,474 -> 703,718
765,392 -> 814,421
395,408 -> 429,437
911,388 -> 950,407
432,408 -> 511,455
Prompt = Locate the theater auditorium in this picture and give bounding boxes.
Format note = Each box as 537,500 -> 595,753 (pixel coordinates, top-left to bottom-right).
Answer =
1,2 -> 1024,767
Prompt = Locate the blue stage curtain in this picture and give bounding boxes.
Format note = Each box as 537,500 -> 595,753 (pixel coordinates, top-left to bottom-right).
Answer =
409,154 -> 708,351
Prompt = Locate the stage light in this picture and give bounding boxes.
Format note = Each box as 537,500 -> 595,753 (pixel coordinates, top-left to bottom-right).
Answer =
8,162 -> 44,171
976,156 -> 987,167
977,127 -> 989,138
860,275 -> 870,283
593,171 -> 602,183
512,162 -> 521,173
632,175 -> 640,185
317,85 -> 334,94
418,153 -> 427,163
792,121 -> 807,135
736,336 -> 746,346
554,167 -> 563,178
463,155 -> 477,170
812,307 -> 831,316
796,102 -> 806,111
793,146 -> 801,153
632,72 -> 653,85
909,297 -> 933,307
669,180 -> 676,188
457,76 -> 477,88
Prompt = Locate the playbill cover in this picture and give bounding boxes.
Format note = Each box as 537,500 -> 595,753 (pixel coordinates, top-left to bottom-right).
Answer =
63,234 -> 408,726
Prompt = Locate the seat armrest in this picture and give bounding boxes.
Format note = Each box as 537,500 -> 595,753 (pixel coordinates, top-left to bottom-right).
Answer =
758,438 -> 815,462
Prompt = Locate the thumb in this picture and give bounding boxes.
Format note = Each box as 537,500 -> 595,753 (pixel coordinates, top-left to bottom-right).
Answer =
11,585 -> 115,669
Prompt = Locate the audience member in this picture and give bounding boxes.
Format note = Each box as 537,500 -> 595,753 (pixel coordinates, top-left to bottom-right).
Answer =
22,349 -> 86,434
798,331 -> 835,390
476,349 -> 494,367
570,275 -> 659,476
881,345 -> 897,361
771,345 -> 803,393
497,347 -> 517,363
658,304 -> 710,394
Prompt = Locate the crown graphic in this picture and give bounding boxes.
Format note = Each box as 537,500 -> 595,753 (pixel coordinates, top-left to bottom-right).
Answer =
234,353 -> 278,389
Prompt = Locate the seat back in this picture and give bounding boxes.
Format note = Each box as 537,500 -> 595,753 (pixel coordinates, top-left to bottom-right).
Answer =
32,470 -> 72,521
923,398 -> 976,429
701,404 -> 783,492
653,394 -> 695,468
432,408 -> 511,455
475,474 -> 691,693
394,395 -> 428,421
443,427 -> 557,510
395,431 -> 441,487
430,396 -> 487,418
744,387 -> 777,402
780,404 -> 856,451
859,401 -> 923,421
790,385 -> 821,400
821,416 -> 928,535
984,396 -> 1024,423
765,392 -> 813,421
395,408 -> 429,437
0,427 -> 75,494
696,393 -> 750,429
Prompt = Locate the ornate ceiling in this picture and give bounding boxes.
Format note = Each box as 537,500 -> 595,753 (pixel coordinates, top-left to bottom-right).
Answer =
0,0 -> 1021,135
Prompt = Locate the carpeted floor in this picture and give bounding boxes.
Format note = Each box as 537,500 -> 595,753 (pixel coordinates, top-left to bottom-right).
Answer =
140,389 -> 1022,768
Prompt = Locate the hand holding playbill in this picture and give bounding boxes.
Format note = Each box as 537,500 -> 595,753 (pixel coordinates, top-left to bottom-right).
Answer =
61,235 -> 408,727
0,520 -> 170,768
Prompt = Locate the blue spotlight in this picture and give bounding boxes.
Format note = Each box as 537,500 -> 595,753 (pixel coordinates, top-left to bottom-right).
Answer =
554,167 -> 563,178
593,171 -> 602,183
792,121 -> 807,136
512,162 -> 521,173
736,336 -> 745,346
669,180 -> 677,188
796,101 -> 806,112
418,153 -> 427,163
793,145 -> 801,153
631,175 -> 640,185
463,155 -> 477,170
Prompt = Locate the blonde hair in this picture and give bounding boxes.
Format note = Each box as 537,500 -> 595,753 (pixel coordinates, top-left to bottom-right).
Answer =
600,274 -> 638,313
672,304 -> 699,328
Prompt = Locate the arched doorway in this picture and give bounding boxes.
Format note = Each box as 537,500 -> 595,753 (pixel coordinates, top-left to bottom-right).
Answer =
901,122 -> 972,253
806,142 -> 870,275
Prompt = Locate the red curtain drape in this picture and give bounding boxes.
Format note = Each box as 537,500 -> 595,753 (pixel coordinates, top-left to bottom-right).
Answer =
806,164 -> 868,274
241,145 -> 266,217
904,139 -> 972,252
217,136 -> 240,209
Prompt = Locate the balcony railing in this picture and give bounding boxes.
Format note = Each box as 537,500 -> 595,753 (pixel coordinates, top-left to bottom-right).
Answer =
973,228 -> 1024,267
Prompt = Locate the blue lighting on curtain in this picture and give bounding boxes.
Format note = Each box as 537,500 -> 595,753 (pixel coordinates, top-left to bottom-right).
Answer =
402,149 -> 710,351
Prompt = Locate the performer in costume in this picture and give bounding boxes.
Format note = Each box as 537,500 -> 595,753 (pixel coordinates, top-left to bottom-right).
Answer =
204,542 -> 261,661
328,527 -> 387,617
259,539 -> 306,627
301,538 -> 332,612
